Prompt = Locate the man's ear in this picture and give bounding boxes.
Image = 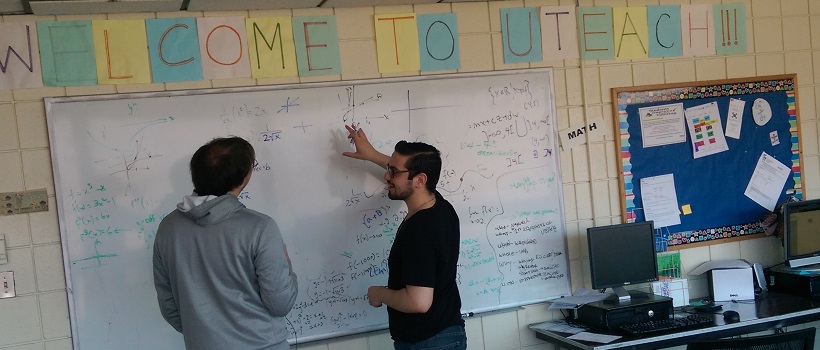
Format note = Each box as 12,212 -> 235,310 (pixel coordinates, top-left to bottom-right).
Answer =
413,172 -> 428,189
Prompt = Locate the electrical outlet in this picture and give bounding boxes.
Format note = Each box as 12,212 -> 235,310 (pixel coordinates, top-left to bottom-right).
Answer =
0,193 -> 13,216
0,271 -> 15,298
18,189 -> 48,214
0,189 -> 48,216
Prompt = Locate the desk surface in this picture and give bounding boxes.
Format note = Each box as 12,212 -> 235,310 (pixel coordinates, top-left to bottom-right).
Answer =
530,292 -> 820,350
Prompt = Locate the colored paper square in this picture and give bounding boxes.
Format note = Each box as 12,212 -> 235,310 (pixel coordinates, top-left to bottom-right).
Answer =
37,20 -> 98,86
500,8 -> 543,63
714,4 -> 747,55
418,13 -> 460,71
648,6 -> 682,58
577,7 -> 614,60
375,13 -> 420,73
293,16 -> 341,76
92,19 -> 152,84
146,18 -> 203,83
246,17 -> 298,78
613,7 -> 648,60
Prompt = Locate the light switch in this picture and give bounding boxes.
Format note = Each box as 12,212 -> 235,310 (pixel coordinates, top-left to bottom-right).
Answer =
0,234 -> 6,264
0,271 -> 14,298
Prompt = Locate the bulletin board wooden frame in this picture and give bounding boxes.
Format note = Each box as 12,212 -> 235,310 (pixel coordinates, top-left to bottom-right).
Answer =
612,74 -> 802,249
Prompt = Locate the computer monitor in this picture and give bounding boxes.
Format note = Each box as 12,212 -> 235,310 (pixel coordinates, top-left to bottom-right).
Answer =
587,221 -> 658,301
784,198 -> 820,268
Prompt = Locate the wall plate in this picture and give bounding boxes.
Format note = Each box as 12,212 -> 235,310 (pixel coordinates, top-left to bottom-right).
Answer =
17,189 -> 48,214
0,189 -> 48,216
0,193 -> 13,215
0,271 -> 15,298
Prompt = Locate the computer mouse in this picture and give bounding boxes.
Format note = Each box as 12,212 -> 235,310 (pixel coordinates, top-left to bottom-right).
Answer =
723,310 -> 740,323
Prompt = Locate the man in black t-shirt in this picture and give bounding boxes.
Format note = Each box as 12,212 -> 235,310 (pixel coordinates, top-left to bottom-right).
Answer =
342,124 -> 466,350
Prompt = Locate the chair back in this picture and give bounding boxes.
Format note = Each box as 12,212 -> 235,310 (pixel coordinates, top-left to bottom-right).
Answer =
686,327 -> 816,350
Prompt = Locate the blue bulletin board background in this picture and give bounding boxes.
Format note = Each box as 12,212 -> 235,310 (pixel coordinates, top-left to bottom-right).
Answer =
614,75 -> 802,248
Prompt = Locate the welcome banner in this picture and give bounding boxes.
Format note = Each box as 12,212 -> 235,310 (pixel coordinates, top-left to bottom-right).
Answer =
0,4 -> 746,90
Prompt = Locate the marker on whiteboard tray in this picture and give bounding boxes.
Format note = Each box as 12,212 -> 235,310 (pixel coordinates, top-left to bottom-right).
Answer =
461,312 -> 474,318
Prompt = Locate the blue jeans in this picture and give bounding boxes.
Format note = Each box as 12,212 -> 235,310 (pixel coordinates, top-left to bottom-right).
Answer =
393,325 -> 467,350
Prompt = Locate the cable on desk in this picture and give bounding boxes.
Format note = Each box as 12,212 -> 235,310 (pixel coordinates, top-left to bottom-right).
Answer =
679,305 -> 724,316
730,299 -> 756,304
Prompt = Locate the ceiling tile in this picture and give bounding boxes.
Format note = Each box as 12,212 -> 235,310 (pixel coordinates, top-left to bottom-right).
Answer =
0,0 -> 25,14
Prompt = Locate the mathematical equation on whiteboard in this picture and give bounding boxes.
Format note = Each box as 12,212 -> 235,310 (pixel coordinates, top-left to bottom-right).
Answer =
53,72 -> 567,342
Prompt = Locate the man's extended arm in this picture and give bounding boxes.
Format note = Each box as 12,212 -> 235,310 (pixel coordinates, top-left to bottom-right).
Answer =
367,285 -> 434,313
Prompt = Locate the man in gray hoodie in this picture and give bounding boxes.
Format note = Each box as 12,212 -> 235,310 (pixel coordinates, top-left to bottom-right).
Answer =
153,136 -> 298,350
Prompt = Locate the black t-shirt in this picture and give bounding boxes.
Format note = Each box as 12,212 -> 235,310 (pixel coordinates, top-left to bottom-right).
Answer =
386,191 -> 464,342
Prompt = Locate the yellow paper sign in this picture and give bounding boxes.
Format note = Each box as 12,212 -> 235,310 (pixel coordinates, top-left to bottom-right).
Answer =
375,13 -> 420,73
246,17 -> 298,78
613,7 -> 648,60
92,20 -> 151,84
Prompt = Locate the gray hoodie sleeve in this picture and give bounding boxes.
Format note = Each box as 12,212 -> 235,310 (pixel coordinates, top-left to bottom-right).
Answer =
152,241 -> 183,332
255,219 -> 298,317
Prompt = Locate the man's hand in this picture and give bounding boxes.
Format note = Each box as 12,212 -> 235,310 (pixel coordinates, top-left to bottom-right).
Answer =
342,124 -> 389,167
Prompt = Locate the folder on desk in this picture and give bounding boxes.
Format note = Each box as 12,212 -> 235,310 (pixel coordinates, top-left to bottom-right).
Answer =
547,289 -> 609,309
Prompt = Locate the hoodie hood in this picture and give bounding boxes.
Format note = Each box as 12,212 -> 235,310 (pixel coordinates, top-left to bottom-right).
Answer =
176,193 -> 246,227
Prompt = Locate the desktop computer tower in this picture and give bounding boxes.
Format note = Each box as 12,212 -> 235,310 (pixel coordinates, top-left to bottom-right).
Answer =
765,265 -> 820,297
575,292 -> 674,330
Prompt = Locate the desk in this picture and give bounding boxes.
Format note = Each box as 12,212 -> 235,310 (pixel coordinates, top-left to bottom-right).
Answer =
529,292 -> 820,350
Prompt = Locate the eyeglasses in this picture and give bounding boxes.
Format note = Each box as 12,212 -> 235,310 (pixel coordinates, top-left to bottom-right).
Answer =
386,164 -> 412,177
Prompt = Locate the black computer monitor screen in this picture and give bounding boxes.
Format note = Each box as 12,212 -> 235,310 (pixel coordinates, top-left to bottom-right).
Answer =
587,221 -> 658,301
784,198 -> 820,268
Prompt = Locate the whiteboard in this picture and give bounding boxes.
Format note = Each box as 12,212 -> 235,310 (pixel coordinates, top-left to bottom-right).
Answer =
46,69 -> 569,349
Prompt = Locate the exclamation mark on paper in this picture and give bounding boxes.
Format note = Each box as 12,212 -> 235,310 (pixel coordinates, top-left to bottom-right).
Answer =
721,9 -> 739,47
734,9 -> 738,45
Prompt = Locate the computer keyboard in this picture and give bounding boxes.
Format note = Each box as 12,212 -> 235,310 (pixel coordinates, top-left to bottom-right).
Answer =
618,314 -> 713,336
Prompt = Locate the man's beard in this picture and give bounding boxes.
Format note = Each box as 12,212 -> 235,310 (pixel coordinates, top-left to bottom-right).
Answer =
387,182 -> 412,200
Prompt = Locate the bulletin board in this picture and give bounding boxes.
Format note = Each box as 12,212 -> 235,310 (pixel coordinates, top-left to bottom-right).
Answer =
612,74 -> 802,249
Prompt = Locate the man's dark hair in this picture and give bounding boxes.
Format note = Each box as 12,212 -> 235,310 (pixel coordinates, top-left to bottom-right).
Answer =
394,140 -> 441,192
190,137 -> 255,196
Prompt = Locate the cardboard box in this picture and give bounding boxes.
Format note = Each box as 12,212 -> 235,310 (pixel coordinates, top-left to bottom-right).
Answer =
708,267 -> 754,301
691,259 -> 755,302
